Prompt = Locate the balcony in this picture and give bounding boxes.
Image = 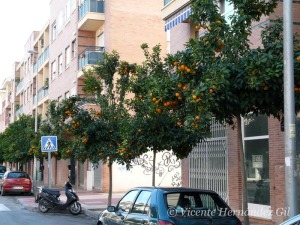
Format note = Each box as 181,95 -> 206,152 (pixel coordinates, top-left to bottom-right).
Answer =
78,0 -> 105,31
38,87 -> 48,103
33,46 -> 49,73
16,78 -> 24,93
78,46 -> 105,70
16,105 -> 24,118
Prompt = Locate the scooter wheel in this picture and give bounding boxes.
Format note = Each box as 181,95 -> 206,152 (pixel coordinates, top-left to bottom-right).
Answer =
38,199 -> 50,213
70,202 -> 81,215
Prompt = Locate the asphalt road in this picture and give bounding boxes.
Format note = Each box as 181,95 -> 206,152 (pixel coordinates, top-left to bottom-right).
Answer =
0,194 -> 96,225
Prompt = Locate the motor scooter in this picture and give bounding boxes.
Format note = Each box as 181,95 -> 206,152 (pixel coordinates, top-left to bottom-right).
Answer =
35,181 -> 81,215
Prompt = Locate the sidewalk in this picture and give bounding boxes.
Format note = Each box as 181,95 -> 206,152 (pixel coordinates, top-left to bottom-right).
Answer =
17,187 -> 125,219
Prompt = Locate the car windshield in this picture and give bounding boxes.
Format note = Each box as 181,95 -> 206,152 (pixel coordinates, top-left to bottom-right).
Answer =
165,192 -> 230,217
7,172 -> 29,179
0,166 -> 6,173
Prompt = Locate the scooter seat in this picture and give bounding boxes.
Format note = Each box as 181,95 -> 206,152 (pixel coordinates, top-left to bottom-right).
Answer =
44,188 -> 61,196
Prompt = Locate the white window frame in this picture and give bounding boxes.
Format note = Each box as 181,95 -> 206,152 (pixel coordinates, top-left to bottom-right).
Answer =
65,46 -> 71,67
51,60 -> 57,80
52,21 -> 57,41
58,54 -> 63,74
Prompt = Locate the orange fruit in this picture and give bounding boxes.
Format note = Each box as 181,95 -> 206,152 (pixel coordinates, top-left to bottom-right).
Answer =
209,88 -> 214,93
192,95 -> 198,100
152,97 -> 157,102
195,115 -> 200,121
177,121 -> 182,126
175,92 -> 181,97
173,61 -> 179,66
180,65 -> 185,70
195,24 -> 201,30
178,83 -> 183,88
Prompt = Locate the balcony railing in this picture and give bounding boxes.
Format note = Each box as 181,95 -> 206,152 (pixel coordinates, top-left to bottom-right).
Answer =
33,46 -> 49,73
16,78 -> 24,93
164,0 -> 173,6
79,0 -> 104,21
38,87 -> 49,102
16,105 -> 24,117
78,46 -> 105,69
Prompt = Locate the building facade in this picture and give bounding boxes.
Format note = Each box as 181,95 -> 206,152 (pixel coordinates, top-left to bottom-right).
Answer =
0,0 -> 167,193
162,0 -> 300,224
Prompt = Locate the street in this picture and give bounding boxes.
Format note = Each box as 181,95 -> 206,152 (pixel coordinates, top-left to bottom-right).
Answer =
0,194 -> 96,225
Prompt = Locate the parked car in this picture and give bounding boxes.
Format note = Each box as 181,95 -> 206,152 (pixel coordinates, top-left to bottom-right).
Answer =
0,165 -> 6,179
0,171 -> 32,196
97,187 -> 242,225
280,214 -> 300,225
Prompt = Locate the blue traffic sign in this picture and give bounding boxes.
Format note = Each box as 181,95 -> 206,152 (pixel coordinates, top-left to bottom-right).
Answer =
41,136 -> 58,152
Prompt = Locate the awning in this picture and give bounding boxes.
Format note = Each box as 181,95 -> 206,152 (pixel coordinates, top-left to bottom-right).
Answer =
164,7 -> 192,31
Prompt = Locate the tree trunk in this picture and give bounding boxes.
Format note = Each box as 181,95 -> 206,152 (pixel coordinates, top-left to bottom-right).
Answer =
237,116 -> 249,225
108,160 -> 113,206
152,150 -> 156,186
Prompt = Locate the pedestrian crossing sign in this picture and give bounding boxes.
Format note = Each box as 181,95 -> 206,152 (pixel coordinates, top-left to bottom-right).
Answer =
41,136 -> 58,152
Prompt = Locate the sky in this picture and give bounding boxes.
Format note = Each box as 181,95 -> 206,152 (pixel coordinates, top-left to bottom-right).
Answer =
0,0 -> 50,86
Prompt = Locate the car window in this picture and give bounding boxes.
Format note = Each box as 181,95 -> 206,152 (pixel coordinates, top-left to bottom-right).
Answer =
132,191 -> 151,214
166,192 -> 228,211
7,172 -> 29,179
118,190 -> 139,213
0,166 -> 6,173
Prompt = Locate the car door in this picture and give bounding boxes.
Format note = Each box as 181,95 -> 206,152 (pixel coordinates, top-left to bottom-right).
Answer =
106,190 -> 140,225
124,190 -> 152,225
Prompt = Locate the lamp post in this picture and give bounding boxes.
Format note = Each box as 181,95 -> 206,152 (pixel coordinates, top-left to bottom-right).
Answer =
28,50 -> 39,193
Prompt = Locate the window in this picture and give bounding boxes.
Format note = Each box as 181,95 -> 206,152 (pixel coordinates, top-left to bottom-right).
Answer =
65,0 -> 71,22
65,46 -> 71,67
51,60 -> 57,80
243,114 -> 270,206
219,0 -> 234,24
52,21 -> 57,41
58,54 -> 63,74
65,91 -> 70,99
71,39 -> 76,59
97,32 -> 104,47
132,191 -> 151,214
118,190 -> 139,213
70,0 -> 76,12
57,10 -> 64,32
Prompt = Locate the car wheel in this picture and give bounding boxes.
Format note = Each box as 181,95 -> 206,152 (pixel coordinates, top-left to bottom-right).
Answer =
69,202 -> 81,215
38,199 -> 50,213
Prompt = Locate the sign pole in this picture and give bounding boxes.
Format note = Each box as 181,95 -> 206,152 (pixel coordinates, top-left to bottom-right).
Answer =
41,136 -> 57,189
48,152 -> 51,189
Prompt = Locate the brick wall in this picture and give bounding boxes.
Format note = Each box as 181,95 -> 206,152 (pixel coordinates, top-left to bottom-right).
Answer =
268,117 -> 286,224
226,121 -> 243,212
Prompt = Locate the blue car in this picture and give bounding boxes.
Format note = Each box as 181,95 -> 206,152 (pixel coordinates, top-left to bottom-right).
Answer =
97,187 -> 242,225
280,214 -> 300,225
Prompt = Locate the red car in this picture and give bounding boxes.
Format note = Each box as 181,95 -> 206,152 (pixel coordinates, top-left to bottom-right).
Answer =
0,171 -> 32,196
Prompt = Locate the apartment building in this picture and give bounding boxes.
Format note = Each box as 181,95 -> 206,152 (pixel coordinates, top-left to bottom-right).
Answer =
162,0 -> 300,224
0,0 -> 168,192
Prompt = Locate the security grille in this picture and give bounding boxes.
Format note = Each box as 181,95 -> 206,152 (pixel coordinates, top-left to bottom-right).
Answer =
189,118 -> 228,202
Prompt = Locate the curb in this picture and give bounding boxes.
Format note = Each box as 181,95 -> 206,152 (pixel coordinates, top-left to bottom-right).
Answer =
17,198 -> 105,219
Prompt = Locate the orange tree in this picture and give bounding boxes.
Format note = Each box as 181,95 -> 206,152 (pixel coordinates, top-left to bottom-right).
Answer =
38,100 -> 79,160
47,51 -> 138,205
165,0 -> 300,224
0,114 -> 36,167
123,44 -> 212,185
